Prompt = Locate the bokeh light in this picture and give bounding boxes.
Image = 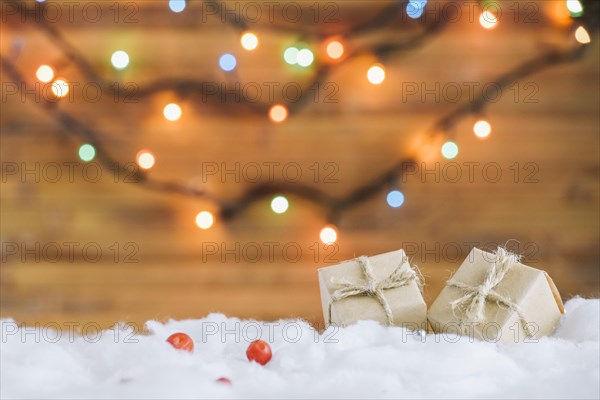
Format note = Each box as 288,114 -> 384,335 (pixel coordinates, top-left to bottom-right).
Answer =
269,104 -> 288,123
241,32 -> 259,50
195,211 -> 214,229
406,0 -> 426,19
219,53 -> 237,72
367,64 -> 385,85
386,190 -> 405,208
441,141 -> 459,159
549,1 -> 573,27
111,50 -> 129,70
479,11 -> 498,29
163,103 -> 182,121
320,226 -> 337,245
36,65 -> 54,83
78,144 -> 96,162
575,26 -> 591,44
136,150 -> 155,170
168,0 -> 186,13
566,0 -> 583,17
296,49 -> 314,67
283,47 -> 299,65
51,79 -> 69,97
473,120 -> 492,139
270,196 -> 289,214
326,40 -> 344,60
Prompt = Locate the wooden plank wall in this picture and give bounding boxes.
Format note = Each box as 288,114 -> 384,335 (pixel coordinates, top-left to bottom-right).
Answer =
1,0 -> 599,329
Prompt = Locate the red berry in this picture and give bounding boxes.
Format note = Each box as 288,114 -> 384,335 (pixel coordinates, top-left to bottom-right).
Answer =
166,333 -> 194,352
216,377 -> 231,385
246,340 -> 272,365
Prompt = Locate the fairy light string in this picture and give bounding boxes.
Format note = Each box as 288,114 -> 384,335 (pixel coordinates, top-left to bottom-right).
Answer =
1,0 -> 597,240
26,1 -> 447,116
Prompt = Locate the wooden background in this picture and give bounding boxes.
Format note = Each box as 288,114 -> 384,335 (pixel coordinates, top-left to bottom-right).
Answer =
1,0 -> 599,330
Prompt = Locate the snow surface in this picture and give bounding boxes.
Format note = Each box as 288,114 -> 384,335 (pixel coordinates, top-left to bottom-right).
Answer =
1,297 -> 599,399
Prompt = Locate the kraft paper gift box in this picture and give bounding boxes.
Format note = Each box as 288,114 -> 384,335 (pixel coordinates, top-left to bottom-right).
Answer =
428,247 -> 564,343
318,249 -> 427,329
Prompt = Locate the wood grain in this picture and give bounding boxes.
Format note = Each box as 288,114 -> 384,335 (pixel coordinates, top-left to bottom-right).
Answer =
1,1 -> 598,330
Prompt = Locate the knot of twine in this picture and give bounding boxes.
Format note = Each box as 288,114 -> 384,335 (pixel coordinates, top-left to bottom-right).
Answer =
447,247 -> 534,337
328,255 -> 421,326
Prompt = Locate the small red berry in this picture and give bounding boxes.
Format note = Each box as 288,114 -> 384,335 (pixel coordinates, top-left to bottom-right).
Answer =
246,340 -> 272,365
166,333 -> 194,352
216,377 -> 231,385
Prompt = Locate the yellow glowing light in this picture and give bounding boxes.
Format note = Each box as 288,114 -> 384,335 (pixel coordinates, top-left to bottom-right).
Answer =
575,26 -> 591,44
270,195 -> 289,214
51,79 -> 69,97
326,40 -> 344,60
269,104 -> 288,123
412,132 -> 445,162
36,65 -> 54,83
111,50 -> 130,70
473,120 -> 492,139
195,211 -> 214,229
320,226 -> 337,245
163,103 -> 182,121
136,151 -> 155,170
241,32 -> 259,51
550,2 -> 573,27
367,64 -> 385,85
479,11 -> 498,29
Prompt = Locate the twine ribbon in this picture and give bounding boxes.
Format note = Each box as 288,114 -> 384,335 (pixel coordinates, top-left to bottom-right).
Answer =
447,247 -> 534,337
328,255 -> 421,326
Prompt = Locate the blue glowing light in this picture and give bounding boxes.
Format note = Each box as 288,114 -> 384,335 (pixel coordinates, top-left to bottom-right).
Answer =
169,0 -> 186,13
386,190 -> 405,208
407,0 -> 426,19
219,53 -> 237,72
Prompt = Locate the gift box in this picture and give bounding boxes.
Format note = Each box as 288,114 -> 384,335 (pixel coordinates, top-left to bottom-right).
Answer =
428,247 -> 564,343
318,249 -> 427,329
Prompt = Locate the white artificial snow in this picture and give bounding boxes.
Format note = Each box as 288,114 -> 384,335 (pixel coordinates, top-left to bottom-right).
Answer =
1,297 -> 598,399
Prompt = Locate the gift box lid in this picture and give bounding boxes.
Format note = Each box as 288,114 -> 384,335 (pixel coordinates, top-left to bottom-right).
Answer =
318,248 -> 426,327
317,248 -> 412,283
428,247 -> 564,340
450,248 -> 564,313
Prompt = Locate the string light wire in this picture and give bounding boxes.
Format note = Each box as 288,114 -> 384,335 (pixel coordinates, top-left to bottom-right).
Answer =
0,1 -> 595,227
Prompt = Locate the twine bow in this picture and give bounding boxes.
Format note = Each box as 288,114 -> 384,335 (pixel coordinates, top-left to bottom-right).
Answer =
328,255 -> 421,326
447,247 -> 534,337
